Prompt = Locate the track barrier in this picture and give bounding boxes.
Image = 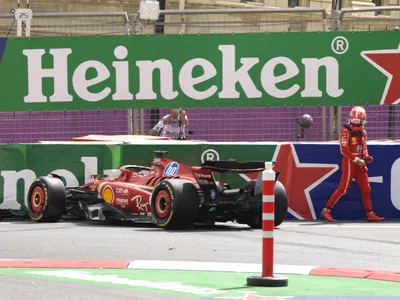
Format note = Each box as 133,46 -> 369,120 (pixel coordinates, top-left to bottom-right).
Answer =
246,162 -> 288,287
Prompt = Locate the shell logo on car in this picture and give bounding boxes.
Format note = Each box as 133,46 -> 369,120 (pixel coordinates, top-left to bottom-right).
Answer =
97,183 -> 114,204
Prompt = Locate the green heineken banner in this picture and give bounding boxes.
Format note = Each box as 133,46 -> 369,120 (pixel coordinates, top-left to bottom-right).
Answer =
0,30 -> 399,111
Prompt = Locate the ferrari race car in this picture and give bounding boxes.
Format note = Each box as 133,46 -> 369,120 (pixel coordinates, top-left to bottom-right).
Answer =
27,151 -> 288,229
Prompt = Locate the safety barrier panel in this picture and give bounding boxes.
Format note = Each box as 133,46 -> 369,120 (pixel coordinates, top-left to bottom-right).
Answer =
0,142 -> 123,212
274,141 -> 400,221
1,140 -> 400,221
0,141 -> 279,212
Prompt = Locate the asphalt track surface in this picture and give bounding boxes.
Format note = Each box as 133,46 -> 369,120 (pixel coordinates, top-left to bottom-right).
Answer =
1,219 -> 400,270
2,219 -> 400,299
0,275 -> 189,300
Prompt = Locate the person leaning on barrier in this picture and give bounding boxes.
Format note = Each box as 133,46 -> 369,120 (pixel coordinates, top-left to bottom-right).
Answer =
160,108 -> 189,140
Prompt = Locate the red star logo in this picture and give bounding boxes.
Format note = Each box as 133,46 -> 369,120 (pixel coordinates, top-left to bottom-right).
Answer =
273,144 -> 338,220
361,45 -> 400,105
240,144 -> 338,220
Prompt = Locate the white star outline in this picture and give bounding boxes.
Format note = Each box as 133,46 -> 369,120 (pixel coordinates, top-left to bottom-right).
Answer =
240,143 -> 339,220
360,44 -> 400,105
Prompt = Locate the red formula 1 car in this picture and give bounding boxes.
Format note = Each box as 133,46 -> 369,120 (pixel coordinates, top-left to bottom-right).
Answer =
27,151 -> 288,229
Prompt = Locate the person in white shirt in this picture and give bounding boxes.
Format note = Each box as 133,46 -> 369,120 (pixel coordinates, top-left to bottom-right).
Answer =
160,108 -> 189,140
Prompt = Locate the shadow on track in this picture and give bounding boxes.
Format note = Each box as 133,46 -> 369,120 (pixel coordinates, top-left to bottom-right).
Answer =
1,216 -> 257,232
73,219 -> 255,232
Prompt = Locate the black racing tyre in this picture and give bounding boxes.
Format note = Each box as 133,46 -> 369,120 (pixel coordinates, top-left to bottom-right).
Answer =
27,176 -> 67,222
274,180 -> 288,227
242,180 -> 288,228
151,179 -> 199,230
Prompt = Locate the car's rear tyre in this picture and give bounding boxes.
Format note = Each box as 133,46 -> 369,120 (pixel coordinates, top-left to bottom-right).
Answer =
151,179 -> 199,230
27,176 -> 67,222
241,180 -> 288,228
273,180 -> 288,227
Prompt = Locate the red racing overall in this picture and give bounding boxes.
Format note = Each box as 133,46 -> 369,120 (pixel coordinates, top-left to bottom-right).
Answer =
321,107 -> 384,222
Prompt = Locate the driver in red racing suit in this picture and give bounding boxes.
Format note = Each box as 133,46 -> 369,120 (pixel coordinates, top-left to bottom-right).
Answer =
321,106 -> 384,222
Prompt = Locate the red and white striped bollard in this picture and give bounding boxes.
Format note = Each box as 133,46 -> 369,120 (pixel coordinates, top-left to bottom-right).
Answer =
247,161 -> 288,287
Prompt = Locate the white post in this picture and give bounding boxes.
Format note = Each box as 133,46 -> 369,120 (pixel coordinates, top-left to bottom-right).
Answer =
14,8 -> 33,37
247,161 -> 288,287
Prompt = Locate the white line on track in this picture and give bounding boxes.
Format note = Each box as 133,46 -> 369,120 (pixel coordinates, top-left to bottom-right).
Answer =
281,223 -> 400,228
127,260 -> 317,275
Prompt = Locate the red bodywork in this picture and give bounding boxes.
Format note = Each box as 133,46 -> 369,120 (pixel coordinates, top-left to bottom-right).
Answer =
81,156 -> 216,214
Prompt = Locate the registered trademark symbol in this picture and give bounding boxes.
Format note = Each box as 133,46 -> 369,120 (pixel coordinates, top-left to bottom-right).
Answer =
331,36 -> 349,55
201,149 -> 220,163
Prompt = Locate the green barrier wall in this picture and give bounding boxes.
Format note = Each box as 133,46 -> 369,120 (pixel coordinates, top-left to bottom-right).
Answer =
0,144 -> 28,211
0,143 -> 123,212
0,142 -> 279,213
120,142 -> 279,190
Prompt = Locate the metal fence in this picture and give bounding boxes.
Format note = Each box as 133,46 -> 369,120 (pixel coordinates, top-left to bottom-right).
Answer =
0,6 -> 399,144
131,8 -> 328,34
331,6 -> 400,31
0,11 -> 131,37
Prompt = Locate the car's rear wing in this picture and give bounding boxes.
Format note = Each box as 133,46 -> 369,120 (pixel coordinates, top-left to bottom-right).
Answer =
200,159 -> 280,181
200,160 -> 265,173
